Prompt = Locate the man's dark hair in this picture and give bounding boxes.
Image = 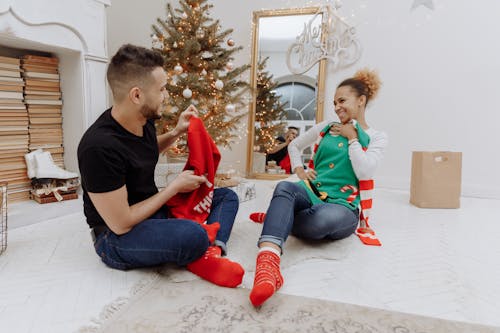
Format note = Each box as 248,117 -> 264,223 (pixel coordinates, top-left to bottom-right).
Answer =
106,44 -> 164,101
288,126 -> 299,131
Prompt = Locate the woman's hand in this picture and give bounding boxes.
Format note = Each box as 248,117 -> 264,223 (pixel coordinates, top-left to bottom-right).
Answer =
330,122 -> 358,140
295,167 -> 317,181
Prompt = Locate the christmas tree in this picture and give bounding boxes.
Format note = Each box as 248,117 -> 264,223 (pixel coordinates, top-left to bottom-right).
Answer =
254,57 -> 287,153
151,0 -> 250,156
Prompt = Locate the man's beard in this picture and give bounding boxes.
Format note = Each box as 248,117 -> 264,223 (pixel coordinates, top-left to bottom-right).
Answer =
139,100 -> 163,120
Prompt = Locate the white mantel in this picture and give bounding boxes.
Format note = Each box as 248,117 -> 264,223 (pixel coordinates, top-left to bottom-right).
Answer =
0,0 -> 111,173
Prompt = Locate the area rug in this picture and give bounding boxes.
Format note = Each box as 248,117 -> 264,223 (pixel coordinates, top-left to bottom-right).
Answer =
78,271 -> 498,333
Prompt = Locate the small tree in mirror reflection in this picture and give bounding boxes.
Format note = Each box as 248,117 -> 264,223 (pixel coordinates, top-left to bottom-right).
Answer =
151,0 -> 250,156
254,57 -> 287,153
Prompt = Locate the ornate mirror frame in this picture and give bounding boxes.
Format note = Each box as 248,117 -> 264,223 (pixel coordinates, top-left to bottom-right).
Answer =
246,7 -> 327,180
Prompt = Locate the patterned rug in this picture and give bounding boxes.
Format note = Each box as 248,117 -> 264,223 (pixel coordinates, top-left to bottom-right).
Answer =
78,271 -> 498,333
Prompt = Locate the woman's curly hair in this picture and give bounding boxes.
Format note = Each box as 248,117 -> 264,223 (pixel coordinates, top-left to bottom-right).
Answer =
338,68 -> 382,105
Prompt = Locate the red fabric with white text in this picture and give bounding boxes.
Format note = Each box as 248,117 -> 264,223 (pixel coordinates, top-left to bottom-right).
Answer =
165,117 -> 221,223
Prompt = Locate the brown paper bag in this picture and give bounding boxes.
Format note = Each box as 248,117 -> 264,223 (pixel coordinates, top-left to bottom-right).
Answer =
410,151 -> 462,208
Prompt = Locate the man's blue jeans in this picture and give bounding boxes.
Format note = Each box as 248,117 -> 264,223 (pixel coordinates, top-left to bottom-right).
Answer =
259,181 -> 359,251
93,187 -> 239,270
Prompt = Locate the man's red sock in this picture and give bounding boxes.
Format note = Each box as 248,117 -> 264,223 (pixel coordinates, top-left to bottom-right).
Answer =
249,249 -> 283,306
187,246 -> 244,288
200,222 -> 220,243
249,212 -> 266,223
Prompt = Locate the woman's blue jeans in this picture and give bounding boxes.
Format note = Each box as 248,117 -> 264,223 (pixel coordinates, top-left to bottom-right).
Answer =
93,187 -> 239,270
259,181 -> 359,251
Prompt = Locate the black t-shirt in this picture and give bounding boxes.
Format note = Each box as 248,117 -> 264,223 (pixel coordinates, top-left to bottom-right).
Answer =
266,136 -> 287,163
77,108 -> 159,228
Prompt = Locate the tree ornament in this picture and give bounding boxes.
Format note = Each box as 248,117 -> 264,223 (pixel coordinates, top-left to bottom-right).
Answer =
182,12 -> 188,19
196,28 -> 205,39
201,51 -> 214,59
201,69 -> 207,76
178,41 -> 185,48
225,62 -> 234,71
174,64 -> 183,75
227,39 -> 235,47
183,87 -> 193,99
214,79 -> 224,90
173,41 -> 178,48
225,104 -> 235,112
151,34 -> 161,48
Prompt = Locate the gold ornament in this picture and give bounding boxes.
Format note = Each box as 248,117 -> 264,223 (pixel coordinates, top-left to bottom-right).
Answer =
227,39 -> 235,46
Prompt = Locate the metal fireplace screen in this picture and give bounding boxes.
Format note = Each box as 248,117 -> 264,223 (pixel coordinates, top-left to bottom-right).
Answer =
0,182 -> 7,255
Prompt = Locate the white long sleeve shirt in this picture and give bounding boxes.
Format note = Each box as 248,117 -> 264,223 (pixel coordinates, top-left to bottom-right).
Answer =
288,120 -> 388,180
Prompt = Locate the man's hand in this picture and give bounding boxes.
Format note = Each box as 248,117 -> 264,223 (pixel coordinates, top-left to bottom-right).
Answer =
170,170 -> 208,193
174,105 -> 198,135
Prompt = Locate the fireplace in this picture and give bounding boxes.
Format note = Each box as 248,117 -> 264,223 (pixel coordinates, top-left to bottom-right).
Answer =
0,0 -> 111,174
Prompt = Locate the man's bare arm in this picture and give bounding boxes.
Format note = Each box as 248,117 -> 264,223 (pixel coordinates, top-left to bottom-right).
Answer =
89,171 -> 206,235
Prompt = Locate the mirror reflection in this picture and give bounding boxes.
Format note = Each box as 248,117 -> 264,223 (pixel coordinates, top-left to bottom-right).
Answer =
247,8 -> 326,179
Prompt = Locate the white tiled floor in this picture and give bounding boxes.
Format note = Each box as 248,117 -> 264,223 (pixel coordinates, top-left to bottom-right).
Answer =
1,184 -> 500,333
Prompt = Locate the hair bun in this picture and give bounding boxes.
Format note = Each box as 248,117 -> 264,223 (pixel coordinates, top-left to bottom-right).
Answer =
354,68 -> 381,101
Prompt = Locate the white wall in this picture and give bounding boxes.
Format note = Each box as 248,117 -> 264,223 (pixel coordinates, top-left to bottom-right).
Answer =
106,0 -> 500,199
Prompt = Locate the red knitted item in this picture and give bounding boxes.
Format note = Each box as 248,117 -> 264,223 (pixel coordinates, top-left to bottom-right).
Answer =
166,117 -> 221,224
187,246 -> 244,288
249,251 -> 283,306
249,212 -> 266,223
278,154 -> 291,174
200,222 -> 219,243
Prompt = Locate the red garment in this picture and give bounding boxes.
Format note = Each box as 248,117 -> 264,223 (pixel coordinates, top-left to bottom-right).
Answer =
165,117 -> 221,223
278,154 -> 291,174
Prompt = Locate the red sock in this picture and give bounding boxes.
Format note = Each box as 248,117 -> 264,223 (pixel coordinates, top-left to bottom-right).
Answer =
249,212 -> 266,223
187,246 -> 244,288
249,250 -> 283,306
200,222 -> 220,243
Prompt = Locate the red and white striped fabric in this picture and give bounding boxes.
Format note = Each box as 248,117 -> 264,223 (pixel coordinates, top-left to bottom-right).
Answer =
356,179 -> 381,246
308,125 -> 382,246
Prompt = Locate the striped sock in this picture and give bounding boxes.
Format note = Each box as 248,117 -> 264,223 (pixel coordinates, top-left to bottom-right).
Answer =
249,247 -> 283,306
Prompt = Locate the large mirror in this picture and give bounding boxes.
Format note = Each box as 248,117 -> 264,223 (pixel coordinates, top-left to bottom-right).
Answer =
246,7 -> 327,179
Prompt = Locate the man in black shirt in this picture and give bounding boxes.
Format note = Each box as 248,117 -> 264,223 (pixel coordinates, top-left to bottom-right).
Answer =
78,44 -> 243,288
266,126 -> 299,173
